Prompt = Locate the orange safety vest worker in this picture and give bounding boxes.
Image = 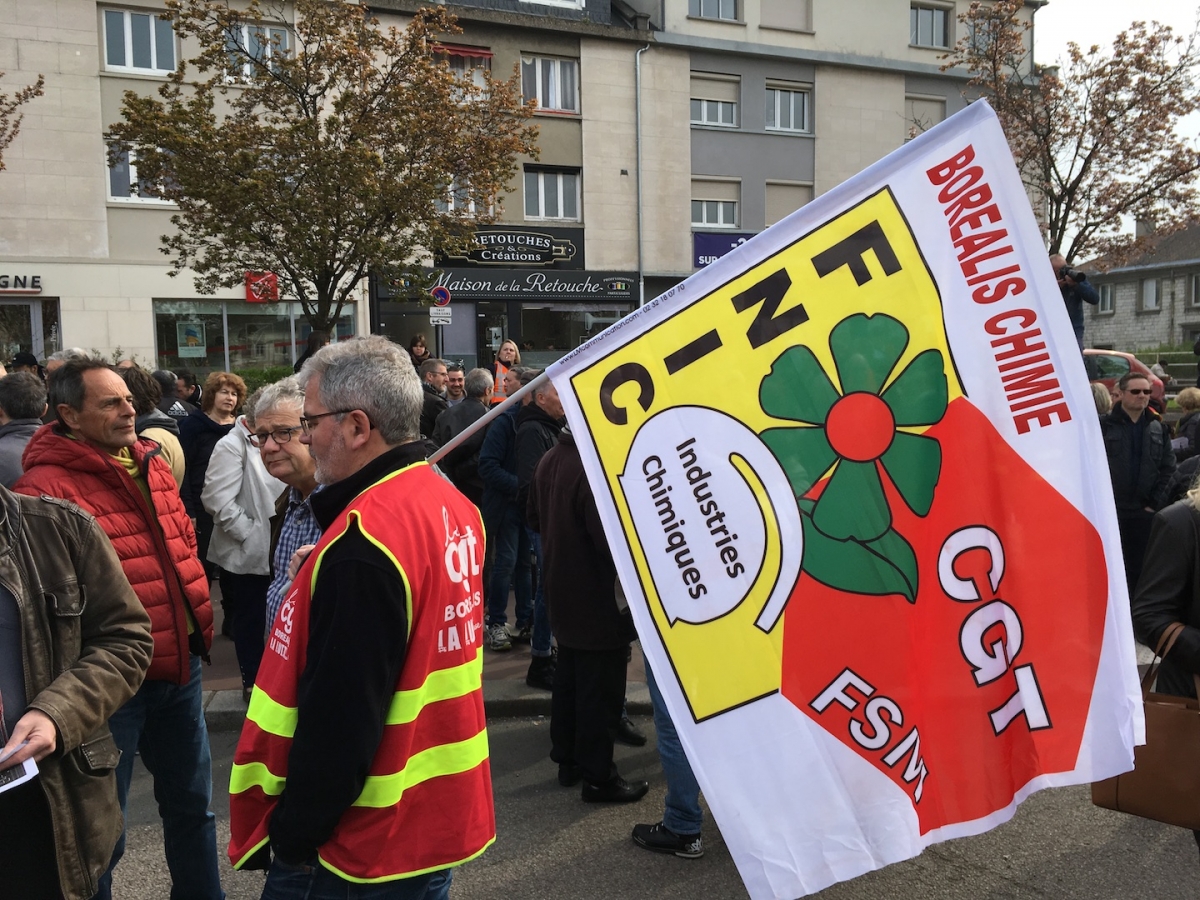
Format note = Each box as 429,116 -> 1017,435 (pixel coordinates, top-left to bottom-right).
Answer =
228,461 -> 494,882
491,360 -> 510,404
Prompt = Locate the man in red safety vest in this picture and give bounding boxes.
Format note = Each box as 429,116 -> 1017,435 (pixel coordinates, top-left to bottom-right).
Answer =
229,335 -> 494,899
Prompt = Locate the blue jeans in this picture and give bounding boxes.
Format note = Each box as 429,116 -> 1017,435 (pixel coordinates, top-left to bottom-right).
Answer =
93,654 -> 223,900
262,861 -> 452,900
526,529 -> 552,658
645,663 -> 703,836
484,503 -> 531,628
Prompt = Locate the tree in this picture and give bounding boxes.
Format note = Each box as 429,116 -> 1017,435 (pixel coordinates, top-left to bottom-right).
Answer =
0,71 -> 45,172
944,1 -> 1200,265
107,0 -> 538,331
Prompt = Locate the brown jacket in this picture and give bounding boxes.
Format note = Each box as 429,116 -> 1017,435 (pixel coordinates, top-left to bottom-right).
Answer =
4,487 -> 153,899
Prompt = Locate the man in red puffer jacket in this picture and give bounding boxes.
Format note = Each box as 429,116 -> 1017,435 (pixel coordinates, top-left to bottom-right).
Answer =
15,356 -> 222,900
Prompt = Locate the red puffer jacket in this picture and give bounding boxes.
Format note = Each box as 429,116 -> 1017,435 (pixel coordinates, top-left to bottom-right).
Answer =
15,424 -> 212,684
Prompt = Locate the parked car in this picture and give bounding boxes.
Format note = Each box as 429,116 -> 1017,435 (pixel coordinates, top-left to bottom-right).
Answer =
1083,349 -> 1165,405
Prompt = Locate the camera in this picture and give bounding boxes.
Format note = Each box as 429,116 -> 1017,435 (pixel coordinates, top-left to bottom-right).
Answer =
1058,265 -> 1086,282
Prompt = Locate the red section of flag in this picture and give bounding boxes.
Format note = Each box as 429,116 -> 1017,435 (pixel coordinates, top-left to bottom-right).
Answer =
780,397 -> 1108,833
245,272 -> 279,303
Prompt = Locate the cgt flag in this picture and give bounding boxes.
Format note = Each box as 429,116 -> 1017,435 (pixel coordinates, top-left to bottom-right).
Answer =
544,101 -> 1143,898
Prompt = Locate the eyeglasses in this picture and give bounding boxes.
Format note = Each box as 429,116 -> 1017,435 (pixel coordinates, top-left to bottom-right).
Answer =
1125,388 -> 1152,395
299,409 -> 357,433
249,426 -> 303,448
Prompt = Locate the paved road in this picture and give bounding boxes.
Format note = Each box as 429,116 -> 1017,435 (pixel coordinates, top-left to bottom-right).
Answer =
114,716 -> 1198,899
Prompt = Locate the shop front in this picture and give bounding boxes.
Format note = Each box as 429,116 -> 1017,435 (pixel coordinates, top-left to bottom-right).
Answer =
371,226 -> 636,372
0,273 -> 61,365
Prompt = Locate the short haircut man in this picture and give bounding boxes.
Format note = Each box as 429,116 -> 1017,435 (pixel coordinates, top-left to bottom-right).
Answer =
153,368 -> 196,420
446,363 -> 466,406
230,336 -> 495,895
0,372 -> 46,487
14,356 -> 221,900
1100,371 -> 1176,597
432,367 -> 494,504
419,356 -> 450,439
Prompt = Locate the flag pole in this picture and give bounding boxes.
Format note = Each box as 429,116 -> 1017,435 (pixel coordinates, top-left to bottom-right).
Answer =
426,370 -> 550,466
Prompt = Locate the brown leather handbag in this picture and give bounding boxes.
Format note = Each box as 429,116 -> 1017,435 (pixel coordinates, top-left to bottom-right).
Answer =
1092,621 -> 1200,830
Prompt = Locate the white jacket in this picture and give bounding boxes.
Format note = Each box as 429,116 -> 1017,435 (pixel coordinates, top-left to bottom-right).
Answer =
201,416 -> 285,575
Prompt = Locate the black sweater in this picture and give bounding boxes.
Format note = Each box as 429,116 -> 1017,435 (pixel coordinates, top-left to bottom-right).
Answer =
267,442 -> 424,865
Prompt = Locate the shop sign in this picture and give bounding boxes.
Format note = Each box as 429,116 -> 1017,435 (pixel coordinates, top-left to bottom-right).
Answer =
245,271 -> 280,302
416,269 -> 636,302
693,232 -> 756,268
437,226 -> 584,270
0,274 -> 43,295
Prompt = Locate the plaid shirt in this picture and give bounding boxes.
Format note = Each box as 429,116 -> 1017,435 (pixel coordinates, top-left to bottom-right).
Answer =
265,485 -> 324,627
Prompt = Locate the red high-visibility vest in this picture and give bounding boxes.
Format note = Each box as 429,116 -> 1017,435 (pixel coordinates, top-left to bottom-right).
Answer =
229,461 -> 494,882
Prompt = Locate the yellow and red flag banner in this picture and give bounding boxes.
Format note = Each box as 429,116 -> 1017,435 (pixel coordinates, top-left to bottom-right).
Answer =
545,101 -> 1142,899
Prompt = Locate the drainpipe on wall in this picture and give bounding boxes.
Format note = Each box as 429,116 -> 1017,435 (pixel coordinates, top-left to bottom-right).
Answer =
636,43 -> 651,307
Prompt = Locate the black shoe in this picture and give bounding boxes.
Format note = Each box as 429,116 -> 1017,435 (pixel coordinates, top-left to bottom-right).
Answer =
558,764 -> 581,787
526,656 -> 554,691
632,821 -> 704,859
582,776 -> 648,803
616,715 -> 647,747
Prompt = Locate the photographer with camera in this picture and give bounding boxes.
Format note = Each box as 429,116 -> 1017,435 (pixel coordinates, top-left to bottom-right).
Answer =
1050,253 -> 1099,350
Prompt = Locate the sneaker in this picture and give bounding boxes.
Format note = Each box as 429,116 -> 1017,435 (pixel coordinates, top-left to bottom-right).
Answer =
616,715 -> 647,747
526,655 -> 554,690
487,623 -> 512,651
632,821 -> 704,859
506,622 -> 532,644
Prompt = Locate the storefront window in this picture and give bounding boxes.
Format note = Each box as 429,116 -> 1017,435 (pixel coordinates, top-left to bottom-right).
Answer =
154,300 -> 355,375
519,303 -> 630,367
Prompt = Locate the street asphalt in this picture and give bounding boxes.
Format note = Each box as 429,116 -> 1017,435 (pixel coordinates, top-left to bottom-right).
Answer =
111,714 -> 1199,900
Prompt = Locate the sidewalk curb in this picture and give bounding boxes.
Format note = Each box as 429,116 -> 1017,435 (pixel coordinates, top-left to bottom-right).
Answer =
203,681 -> 653,732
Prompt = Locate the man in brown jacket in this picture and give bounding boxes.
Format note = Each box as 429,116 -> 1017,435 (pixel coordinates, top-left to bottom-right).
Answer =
0,486 -> 153,899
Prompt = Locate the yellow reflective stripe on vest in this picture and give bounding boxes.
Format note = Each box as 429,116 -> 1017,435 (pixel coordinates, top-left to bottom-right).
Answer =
353,728 -> 490,808
230,760 -> 286,797
246,688 -> 298,738
386,652 -> 482,726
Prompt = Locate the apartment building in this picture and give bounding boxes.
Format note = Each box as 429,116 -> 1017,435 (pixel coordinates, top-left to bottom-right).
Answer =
0,1 -> 1035,372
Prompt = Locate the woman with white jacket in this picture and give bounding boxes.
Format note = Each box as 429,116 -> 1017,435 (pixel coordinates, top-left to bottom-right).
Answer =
202,395 -> 285,700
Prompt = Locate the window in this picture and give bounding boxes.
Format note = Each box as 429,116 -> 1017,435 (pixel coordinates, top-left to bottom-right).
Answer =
435,45 -> 492,91
765,182 -> 813,226
766,84 -> 811,133
905,96 -> 946,140
1098,283 -> 1114,314
761,0 -> 811,31
691,179 -> 739,228
1141,278 -> 1160,311
225,23 -> 290,81
522,57 -> 579,113
519,0 -> 584,8
910,5 -> 950,49
1190,274 -> 1200,307
108,147 -> 171,204
103,8 -> 176,74
525,168 -> 580,221
689,0 -> 738,21
691,74 -> 739,127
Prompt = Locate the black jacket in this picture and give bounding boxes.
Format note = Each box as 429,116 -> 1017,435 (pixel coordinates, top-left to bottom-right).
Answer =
1176,410 -> 1200,462
1100,406 -> 1175,512
1132,500 -> 1200,698
177,410 -> 235,518
515,402 -> 563,527
433,398 -> 490,505
419,382 -> 448,440
527,428 -> 635,650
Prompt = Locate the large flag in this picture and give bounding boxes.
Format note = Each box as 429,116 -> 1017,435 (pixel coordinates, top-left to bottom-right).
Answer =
544,101 -> 1143,899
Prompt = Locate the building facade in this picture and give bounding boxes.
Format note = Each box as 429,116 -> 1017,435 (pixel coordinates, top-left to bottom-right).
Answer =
0,0 -> 1034,374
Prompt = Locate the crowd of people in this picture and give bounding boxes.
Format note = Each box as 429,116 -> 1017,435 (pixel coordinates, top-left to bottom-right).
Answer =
0,335 -> 700,900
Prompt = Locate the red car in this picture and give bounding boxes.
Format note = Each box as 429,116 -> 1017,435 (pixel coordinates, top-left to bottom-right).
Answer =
1083,349 -> 1165,406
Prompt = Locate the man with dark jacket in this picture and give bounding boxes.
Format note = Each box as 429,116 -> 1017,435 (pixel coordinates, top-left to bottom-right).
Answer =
516,378 -> 565,689
419,357 -> 449,440
1050,253 -> 1099,350
529,425 -> 647,803
478,367 -> 535,652
0,371 -> 46,487
1101,371 -> 1176,595
152,369 -> 197,420
433,367 -> 493,505
0,487 -> 153,900
13,357 -> 220,900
